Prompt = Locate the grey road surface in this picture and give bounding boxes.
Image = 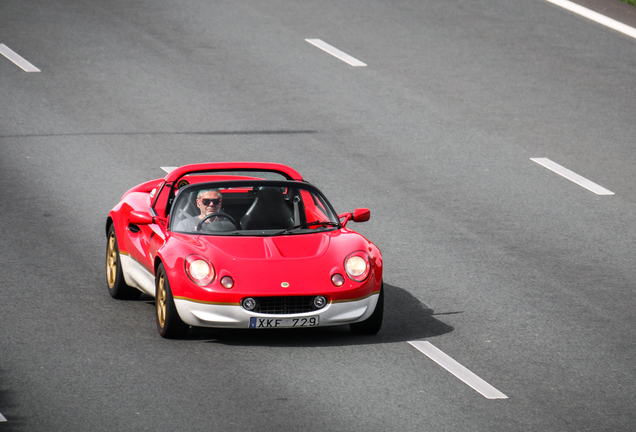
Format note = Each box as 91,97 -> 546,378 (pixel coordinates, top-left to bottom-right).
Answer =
1,0 -> 635,430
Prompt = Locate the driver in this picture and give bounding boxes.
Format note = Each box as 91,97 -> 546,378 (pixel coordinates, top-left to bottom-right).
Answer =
175,189 -> 223,232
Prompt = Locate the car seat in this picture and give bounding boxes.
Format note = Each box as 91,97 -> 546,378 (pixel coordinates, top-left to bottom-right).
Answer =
240,187 -> 294,230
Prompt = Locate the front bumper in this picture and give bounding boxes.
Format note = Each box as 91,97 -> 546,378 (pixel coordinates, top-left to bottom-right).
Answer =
174,294 -> 380,329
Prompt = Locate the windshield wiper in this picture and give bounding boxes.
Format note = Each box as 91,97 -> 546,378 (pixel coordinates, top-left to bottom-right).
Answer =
273,221 -> 339,236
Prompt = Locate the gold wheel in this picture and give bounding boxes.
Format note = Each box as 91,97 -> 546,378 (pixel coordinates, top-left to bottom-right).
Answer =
155,264 -> 188,338
156,273 -> 167,328
106,231 -> 118,288
106,225 -> 140,299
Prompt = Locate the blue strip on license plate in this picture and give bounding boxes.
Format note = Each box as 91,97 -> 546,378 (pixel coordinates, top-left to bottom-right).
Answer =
249,316 -> 320,329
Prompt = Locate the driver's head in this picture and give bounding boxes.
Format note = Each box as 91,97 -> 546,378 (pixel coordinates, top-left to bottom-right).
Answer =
196,189 -> 222,217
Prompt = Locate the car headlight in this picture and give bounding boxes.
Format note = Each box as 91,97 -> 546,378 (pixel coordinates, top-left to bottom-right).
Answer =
345,251 -> 370,282
331,273 -> 345,287
185,255 -> 215,286
220,276 -> 235,289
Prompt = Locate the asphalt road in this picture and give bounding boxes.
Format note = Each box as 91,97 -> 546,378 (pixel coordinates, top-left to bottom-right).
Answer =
1,0 -> 635,430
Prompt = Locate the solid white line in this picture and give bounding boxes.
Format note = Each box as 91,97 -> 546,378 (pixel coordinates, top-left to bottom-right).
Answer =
408,341 -> 508,399
546,0 -> 636,40
0,412 -> 7,422
160,166 -> 178,173
530,158 -> 614,195
0,44 -> 41,72
305,39 -> 367,67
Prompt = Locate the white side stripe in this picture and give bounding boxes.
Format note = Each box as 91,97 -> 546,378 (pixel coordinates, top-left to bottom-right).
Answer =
0,44 -> 41,72
546,0 -> 636,40
305,39 -> 367,67
409,341 -> 508,399
531,158 -> 614,195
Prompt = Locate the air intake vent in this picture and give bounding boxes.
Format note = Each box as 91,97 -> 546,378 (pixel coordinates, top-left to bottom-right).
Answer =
244,296 -> 327,314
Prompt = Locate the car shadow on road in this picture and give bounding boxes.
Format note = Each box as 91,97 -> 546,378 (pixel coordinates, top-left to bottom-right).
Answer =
0,369 -> 21,432
185,283 -> 455,347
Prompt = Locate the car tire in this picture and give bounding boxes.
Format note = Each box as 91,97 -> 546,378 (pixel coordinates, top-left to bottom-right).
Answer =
350,282 -> 384,335
155,263 -> 189,339
106,225 -> 141,300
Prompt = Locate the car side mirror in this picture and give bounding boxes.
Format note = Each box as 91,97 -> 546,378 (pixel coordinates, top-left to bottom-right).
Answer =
338,208 -> 371,227
352,208 -> 371,223
129,211 -> 154,225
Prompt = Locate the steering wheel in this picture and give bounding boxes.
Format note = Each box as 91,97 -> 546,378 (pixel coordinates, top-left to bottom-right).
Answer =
196,212 -> 238,232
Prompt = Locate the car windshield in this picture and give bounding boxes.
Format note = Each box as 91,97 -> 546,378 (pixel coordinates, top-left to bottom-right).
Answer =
169,180 -> 340,236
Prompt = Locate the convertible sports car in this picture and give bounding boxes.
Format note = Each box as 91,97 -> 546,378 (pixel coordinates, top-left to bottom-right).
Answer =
106,162 -> 383,338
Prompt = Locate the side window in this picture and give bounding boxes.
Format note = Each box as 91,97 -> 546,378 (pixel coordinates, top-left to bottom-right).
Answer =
151,182 -> 172,218
300,190 -> 329,223
169,188 -> 199,231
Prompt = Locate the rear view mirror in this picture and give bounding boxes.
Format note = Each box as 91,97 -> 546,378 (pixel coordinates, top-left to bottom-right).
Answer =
352,208 -> 370,223
338,208 -> 371,227
129,211 -> 154,225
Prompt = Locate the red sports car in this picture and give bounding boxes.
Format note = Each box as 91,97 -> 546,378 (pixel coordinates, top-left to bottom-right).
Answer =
106,162 -> 383,338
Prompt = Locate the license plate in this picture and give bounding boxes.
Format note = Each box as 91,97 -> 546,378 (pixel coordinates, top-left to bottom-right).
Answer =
249,316 -> 320,329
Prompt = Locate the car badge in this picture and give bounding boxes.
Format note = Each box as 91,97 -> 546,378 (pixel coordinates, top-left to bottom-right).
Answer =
281,282 -> 290,288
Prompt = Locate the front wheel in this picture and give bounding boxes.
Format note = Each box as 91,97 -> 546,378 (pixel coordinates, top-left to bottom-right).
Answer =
106,225 -> 141,300
156,263 -> 189,339
350,282 -> 384,335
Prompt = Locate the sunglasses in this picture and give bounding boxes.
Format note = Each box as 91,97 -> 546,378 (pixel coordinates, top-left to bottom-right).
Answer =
201,198 -> 221,206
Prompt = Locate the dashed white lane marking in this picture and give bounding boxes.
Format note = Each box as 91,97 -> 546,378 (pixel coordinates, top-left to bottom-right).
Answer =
0,44 -> 40,72
305,39 -> 367,67
409,341 -> 508,399
531,158 -> 615,195
0,411 -> 7,422
546,0 -> 636,40
161,166 -> 178,173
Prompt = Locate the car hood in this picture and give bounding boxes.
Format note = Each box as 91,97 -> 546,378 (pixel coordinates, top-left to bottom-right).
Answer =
173,231 -> 342,260
165,230 -> 374,297
199,233 -> 332,260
